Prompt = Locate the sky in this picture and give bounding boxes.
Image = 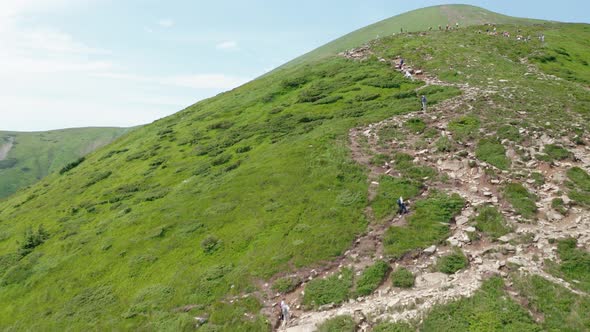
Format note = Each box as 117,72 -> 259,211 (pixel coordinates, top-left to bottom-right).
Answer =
1,0 -> 588,131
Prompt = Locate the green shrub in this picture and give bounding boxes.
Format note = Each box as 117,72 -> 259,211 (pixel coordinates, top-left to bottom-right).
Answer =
537,144 -> 571,162
436,135 -> 454,152
384,192 -> 464,258
355,260 -> 391,296
18,225 -> 49,257
373,321 -> 414,332
272,276 -> 300,294
313,95 -> 343,105
473,205 -> 511,239
391,267 -> 415,288
448,116 -> 480,141
504,183 -> 538,219
476,139 -> 510,170
316,315 -> 356,332
302,268 -> 353,308
59,157 -> 85,174
437,249 -> 468,274
405,118 -> 426,133
551,198 -> 568,215
354,93 -> 381,102
201,235 -> 221,254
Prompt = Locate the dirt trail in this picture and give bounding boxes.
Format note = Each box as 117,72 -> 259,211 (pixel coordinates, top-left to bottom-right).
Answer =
0,136 -> 15,161
265,51 -> 590,332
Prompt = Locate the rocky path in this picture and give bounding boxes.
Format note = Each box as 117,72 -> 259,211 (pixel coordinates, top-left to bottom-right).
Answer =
0,136 -> 15,161
273,52 -> 590,331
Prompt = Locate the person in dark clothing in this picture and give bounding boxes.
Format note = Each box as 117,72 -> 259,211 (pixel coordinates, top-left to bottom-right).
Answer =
421,95 -> 427,111
397,196 -> 409,214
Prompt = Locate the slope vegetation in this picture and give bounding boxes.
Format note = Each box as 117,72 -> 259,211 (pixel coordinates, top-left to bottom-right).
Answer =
0,127 -> 129,198
281,4 -> 545,69
0,5 -> 589,332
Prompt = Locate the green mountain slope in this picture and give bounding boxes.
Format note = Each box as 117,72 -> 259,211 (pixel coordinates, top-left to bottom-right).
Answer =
0,127 -> 130,198
280,4 -> 546,69
0,5 -> 589,331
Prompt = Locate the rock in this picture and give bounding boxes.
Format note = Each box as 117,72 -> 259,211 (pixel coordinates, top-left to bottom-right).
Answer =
465,226 -> 477,233
194,316 -> 208,326
473,256 -> 483,265
507,256 -> 527,266
483,191 -> 493,197
353,309 -> 366,325
318,303 -> 336,311
498,235 -> 510,243
547,211 -> 564,221
424,245 -> 437,255
456,216 -> 469,225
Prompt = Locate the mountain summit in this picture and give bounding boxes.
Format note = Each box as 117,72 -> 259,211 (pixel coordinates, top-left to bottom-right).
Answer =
0,5 -> 589,331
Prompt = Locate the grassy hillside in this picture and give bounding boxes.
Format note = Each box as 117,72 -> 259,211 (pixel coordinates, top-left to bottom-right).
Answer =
0,128 -> 130,198
280,4 -> 546,69
0,5 -> 589,331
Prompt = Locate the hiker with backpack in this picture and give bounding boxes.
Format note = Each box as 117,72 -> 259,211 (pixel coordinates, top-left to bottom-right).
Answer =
421,95 -> 427,111
280,299 -> 290,326
397,196 -> 409,215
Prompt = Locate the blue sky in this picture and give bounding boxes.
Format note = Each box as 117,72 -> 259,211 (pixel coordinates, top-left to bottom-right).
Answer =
2,0 -> 588,131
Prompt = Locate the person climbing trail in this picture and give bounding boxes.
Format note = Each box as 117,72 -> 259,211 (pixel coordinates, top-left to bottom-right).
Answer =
421,95 -> 427,111
397,196 -> 409,215
280,299 -> 290,326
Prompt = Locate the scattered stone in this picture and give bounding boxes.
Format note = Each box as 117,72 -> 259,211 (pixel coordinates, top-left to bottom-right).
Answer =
424,245 -> 437,255
465,226 -> 476,233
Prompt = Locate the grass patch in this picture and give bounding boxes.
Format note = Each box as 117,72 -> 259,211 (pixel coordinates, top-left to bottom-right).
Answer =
497,125 -> 522,142
504,183 -> 538,219
405,118 -> 426,134
514,274 -> 590,331
384,191 -> 464,258
566,167 -> 590,206
371,176 -> 422,221
392,153 -> 436,182
422,277 -> 540,331
472,205 -> 511,239
448,115 -> 480,141
546,238 -> 590,293
316,315 -> 356,332
355,260 -> 390,297
437,248 -> 468,274
391,267 -> 415,288
476,139 -> 510,170
302,268 -> 353,309
435,135 -> 454,152
272,276 -> 300,294
373,321 -> 414,332
537,144 -> 571,162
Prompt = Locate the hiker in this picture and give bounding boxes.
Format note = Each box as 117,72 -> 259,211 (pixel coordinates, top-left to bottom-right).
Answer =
540,34 -> 545,42
399,58 -> 404,68
397,196 -> 409,214
280,299 -> 290,326
421,95 -> 427,111
438,25 -> 442,31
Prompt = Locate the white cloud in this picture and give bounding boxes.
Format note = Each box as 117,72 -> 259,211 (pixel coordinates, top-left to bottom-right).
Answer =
157,18 -> 175,28
216,40 -> 239,51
